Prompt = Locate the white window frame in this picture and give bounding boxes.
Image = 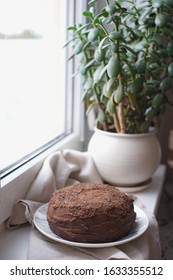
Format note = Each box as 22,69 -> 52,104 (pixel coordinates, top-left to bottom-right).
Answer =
0,0 -> 87,224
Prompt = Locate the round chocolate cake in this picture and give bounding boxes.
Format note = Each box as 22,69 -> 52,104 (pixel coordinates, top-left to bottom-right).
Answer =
47,183 -> 136,243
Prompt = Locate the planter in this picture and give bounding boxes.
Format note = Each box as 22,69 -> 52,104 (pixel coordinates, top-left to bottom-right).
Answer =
88,128 -> 161,187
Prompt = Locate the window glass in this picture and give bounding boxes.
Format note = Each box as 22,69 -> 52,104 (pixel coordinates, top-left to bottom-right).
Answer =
0,0 -> 69,171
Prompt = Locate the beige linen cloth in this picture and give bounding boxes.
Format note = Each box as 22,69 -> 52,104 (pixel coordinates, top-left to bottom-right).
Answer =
6,149 -> 161,260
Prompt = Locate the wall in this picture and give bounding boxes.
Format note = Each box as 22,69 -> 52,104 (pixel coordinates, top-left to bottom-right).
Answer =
157,103 -> 173,184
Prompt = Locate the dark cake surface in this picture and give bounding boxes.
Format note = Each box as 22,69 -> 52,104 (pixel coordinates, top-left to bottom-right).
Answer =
47,183 -> 136,243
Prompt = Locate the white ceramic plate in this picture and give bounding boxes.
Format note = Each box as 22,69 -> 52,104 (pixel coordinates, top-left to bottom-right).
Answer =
33,203 -> 149,248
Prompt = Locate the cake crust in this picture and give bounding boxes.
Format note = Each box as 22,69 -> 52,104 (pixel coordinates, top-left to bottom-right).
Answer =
47,183 -> 136,243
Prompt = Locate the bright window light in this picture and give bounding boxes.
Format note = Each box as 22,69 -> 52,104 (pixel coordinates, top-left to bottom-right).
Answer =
0,0 -> 69,171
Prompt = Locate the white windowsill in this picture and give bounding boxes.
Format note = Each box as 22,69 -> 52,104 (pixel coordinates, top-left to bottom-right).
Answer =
0,164 -> 166,260
130,164 -> 166,215
0,133 -> 84,225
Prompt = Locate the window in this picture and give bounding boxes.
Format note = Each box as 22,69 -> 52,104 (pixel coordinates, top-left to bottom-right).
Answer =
0,0 -> 85,177
0,0 -> 86,224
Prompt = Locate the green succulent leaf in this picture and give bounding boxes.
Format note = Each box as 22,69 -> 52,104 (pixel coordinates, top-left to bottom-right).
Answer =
167,40 -> 173,56
146,108 -> 157,119
82,41 -> 91,51
140,121 -> 150,133
126,92 -> 139,109
131,77 -> 143,94
149,52 -> 161,65
83,11 -> 93,19
155,14 -> 168,27
152,0 -> 163,8
152,94 -> 164,109
98,109 -> 106,122
105,4 -> 116,15
88,28 -> 100,42
109,31 -> 122,40
106,78 -> 116,92
74,42 -> 84,54
124,60 -> 136,80
83,77 -> 93,92
110,42 -> 118,52
67,26 -> 76,31
105,16 -> 113,24
89,7 -> 95,17
103,83 -> 113,98
76,23 -> 92,32
106,98 -> 116,114
93,64 -> 104,83
88,0 -> 98,4
99,65 -> 108,80
168,62 -> 173,76
125,26 -> 138,40
67,53 -> 75,61
122,45 -> 137,55
140,7 -> 153,23
135,58 -> 147,74
160,77 -> 172,91
98,37 -> 108,53
142,86 -> 154,96
107,55 -> 121,79
149,63 -> 160,71
63,37 -> 77,48
80,65 -> 88,75
93,17 -> 101,25
94,49 -> 105,62
95,9 -> 109,19
113,85 -> 124,104
84,59 -> 95,69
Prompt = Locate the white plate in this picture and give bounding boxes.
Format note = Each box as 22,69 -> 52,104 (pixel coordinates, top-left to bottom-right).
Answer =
33,203 -> 149,248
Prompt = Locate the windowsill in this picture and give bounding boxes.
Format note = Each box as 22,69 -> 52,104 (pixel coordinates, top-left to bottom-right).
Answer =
0,133 -> 84,225
0,164 -> 166,260
130,164 -> 166,215
0,223 -> 30,260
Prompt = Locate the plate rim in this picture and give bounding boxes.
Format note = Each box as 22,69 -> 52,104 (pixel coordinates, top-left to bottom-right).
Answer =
33,203 -> 149,248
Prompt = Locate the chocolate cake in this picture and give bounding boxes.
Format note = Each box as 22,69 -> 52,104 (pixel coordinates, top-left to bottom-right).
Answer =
47,183 -> 136,243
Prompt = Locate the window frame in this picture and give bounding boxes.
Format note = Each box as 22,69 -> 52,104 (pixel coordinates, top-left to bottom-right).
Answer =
0,0 -> 87,224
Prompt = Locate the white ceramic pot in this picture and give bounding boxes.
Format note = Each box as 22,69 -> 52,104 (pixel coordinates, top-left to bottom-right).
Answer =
88,128 -> 161,186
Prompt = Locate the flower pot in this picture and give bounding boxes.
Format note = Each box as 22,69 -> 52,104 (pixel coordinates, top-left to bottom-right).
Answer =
88,128 -> 161,187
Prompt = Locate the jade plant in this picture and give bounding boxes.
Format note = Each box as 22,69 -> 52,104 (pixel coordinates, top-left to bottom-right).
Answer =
65,0 -> 173,133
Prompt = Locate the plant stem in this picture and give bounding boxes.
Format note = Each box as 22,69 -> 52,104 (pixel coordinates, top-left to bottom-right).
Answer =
98,22 -> 110,37
105,0 -> 109,5
116,59 -> 126,133
113,111 -> 121,133
102,121 -> 108,131
118,102 -> 125,133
